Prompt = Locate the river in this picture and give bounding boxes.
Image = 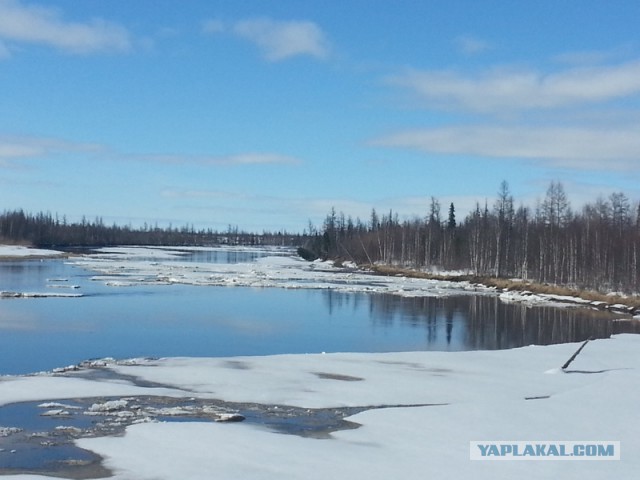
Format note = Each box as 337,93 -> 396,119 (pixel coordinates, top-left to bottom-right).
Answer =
0,247 -> 637,376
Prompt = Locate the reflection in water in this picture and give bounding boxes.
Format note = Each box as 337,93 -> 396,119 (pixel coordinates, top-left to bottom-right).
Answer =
2,256 -> 639,375
179,249 -> 270,264
463,296 -> 639,349
322,290 -> 640,351
0,261 -> 64,292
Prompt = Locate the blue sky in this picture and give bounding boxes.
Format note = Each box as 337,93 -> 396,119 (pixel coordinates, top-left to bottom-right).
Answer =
1,0 -> 640,232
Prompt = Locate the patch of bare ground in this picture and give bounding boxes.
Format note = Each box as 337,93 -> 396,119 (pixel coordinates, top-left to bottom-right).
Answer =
363,264 -> 640,312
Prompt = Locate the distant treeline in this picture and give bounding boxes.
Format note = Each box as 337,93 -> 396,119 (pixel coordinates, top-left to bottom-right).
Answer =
305,181 -> 640,294
0,210 -> 303,248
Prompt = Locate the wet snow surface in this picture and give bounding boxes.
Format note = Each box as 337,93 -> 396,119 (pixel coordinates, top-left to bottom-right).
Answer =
1,336 -> 640,479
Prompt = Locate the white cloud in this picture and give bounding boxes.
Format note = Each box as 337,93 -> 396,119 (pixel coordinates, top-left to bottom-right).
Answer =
373,125 -> 640,171
202,17 -> 330,61
552,45 -> 634,66
0,0 -> 131,54
0,140 -> 43,159
0,135 -> 301,169
210,153 -> 301,165
389,60 -> 640,113
139,152 -> 302,167
209,17 -> 329,61
202,19 -> 225,35
0,136 -> 104,162
454,35 -> 491,55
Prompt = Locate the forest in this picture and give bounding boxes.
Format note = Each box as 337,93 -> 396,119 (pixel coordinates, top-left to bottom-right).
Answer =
0,210 -> 302,248
305,181 -> 640,295
2,180 -> 640,295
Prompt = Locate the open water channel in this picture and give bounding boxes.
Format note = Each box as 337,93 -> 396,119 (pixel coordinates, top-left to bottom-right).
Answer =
1,247 -> 638,376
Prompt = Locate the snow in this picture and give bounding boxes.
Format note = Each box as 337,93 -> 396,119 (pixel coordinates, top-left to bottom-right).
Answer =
87,399 -> 130,413
0,376 -> 185,408
0,291 -> 82,298
70,246 -> 632,311
0,427 -> 22,437
72,246 -> 489,298
37,402 -> 80,410
498,290 -> 593,308
2,335 -> 639,479
88,246 -> 194,260
0,245 -> 64,258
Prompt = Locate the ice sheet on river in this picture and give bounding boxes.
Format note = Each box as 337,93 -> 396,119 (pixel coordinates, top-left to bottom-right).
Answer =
1,335 -> 639,479
0,245 -> 65,258
71,246 -> 488,298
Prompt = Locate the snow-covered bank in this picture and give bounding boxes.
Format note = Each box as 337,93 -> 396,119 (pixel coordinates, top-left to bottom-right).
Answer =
498,289 -> 638,315
0,245 -> 65,259
2,335 -> 639,479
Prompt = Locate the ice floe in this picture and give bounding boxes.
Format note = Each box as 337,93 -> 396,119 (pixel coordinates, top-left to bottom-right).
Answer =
0,291 -> 83,299
71,246 -> 489,299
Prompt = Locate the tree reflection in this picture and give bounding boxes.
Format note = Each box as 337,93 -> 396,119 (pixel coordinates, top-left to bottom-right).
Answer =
322,291 -> 640,350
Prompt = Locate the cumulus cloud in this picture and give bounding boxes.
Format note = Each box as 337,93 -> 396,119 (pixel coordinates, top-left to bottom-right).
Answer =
233,18 -> 329,61
389,60 -> 640,113
204,17 -> 329,61
0,0 -> 131,54
373,125 -> 640,171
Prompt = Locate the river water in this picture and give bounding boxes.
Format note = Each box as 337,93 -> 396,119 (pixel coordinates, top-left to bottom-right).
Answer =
1,248 -> 640,477
1,249 -> 638,376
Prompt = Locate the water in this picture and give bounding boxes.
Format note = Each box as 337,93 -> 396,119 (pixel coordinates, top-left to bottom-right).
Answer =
1,249 -> 639,477
0,252 -> 638,376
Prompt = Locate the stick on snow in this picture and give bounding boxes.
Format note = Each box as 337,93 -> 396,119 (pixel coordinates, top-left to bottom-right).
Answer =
561,338 -> 592,370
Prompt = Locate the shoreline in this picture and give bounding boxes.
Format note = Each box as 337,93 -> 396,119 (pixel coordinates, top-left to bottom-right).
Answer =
0,253 -> 71,262
2,243 -> 639,315
363,263 -> 640,315
0,244 -> 69,261
1,336 -> 639,479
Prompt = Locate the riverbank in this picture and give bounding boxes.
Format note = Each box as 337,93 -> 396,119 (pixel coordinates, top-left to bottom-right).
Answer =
363,263 -> 640,315
4,243 -> 639,315
0,245 -> 67,261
